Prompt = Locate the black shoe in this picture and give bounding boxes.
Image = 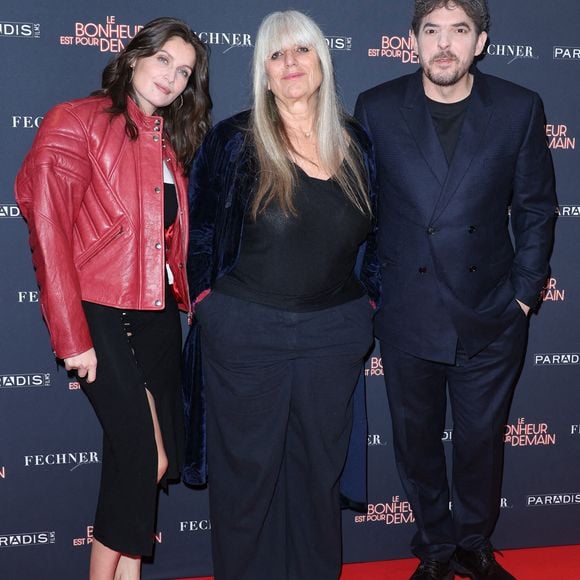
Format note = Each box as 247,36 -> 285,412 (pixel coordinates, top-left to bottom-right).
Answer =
410,559 -> 454,580
452,544 -> 515,579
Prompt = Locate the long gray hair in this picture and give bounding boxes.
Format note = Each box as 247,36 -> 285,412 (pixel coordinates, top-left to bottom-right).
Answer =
250,10 -> 371,218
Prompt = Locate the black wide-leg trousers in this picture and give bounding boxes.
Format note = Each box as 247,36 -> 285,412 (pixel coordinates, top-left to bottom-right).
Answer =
196,292 -> 374,580
381,310 -> 528,561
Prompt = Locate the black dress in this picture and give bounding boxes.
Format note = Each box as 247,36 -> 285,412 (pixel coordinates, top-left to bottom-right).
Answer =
80,182 -> 183,556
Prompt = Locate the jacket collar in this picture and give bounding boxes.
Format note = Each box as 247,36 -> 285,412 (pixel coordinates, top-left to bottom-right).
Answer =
126,95 -> 164,131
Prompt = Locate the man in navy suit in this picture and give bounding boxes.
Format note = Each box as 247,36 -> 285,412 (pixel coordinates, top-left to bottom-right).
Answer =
355,1 -> 556,579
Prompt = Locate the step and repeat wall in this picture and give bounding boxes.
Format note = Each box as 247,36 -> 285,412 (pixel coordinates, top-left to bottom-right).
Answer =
1,0 -> 579,578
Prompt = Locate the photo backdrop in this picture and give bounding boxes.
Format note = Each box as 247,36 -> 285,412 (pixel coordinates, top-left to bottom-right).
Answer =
1,1 -> 579,578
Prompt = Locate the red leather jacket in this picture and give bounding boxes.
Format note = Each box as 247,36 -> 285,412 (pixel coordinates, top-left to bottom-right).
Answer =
15,95 -> 191,359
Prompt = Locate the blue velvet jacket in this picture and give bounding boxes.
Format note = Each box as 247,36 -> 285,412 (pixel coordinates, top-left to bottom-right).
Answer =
181,111 -> 380,507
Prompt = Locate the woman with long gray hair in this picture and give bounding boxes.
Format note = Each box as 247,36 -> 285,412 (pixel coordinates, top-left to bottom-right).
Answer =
183,10 -> 379,579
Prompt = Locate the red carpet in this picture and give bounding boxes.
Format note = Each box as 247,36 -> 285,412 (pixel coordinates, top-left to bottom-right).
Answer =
180,544 -> 580,579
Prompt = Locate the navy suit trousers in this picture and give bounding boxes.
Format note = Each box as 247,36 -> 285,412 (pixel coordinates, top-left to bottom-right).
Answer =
381,309 -> 528,561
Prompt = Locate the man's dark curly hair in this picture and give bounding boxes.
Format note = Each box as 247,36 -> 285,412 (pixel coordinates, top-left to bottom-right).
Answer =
411,0 -> 490,35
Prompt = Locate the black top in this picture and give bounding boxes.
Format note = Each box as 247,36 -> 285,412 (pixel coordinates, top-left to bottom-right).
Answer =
214,166 -> 371,311
426,95 -> 471,164
164,182 -> 178,229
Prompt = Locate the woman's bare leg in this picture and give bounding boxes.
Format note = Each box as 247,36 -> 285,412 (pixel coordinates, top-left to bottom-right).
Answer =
114,554 -> 141,580
145,388 -> 168,483
89,539 -> 121,580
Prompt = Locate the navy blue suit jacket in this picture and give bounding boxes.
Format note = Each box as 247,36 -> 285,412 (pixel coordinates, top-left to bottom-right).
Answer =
355,69 -> 556,363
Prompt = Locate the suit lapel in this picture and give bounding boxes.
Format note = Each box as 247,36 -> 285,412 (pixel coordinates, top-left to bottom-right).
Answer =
430,71 -> 494,223
400,70 -> 449,191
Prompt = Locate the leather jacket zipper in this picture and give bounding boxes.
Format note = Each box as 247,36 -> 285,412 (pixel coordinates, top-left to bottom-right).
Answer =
77,224 -> 124,269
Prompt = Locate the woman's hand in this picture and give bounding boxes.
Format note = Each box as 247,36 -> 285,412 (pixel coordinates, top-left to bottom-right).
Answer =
64,348 -> 97,383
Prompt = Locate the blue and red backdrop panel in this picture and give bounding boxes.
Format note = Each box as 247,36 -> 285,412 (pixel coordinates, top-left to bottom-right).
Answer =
1,1 -> 578,578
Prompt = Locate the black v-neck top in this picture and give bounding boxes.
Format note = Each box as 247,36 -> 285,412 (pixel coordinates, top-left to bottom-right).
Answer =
214,167 -> 371,311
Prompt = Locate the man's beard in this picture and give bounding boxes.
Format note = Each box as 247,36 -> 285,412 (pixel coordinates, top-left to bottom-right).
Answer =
423,51 -> 469,87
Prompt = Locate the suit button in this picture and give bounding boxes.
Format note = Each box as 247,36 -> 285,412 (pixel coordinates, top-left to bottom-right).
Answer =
154,299 -> 162,306
469,265 -> 478,272
153,135 -> 160,142
154,186 -> 161,193
468,225 -> 477,233
427,226 -> 437,235
155,242 -> 162,250
418,267 -> 427,274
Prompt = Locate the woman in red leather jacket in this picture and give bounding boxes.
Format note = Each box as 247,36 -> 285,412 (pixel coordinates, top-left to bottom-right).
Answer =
15,17 -> 211,579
